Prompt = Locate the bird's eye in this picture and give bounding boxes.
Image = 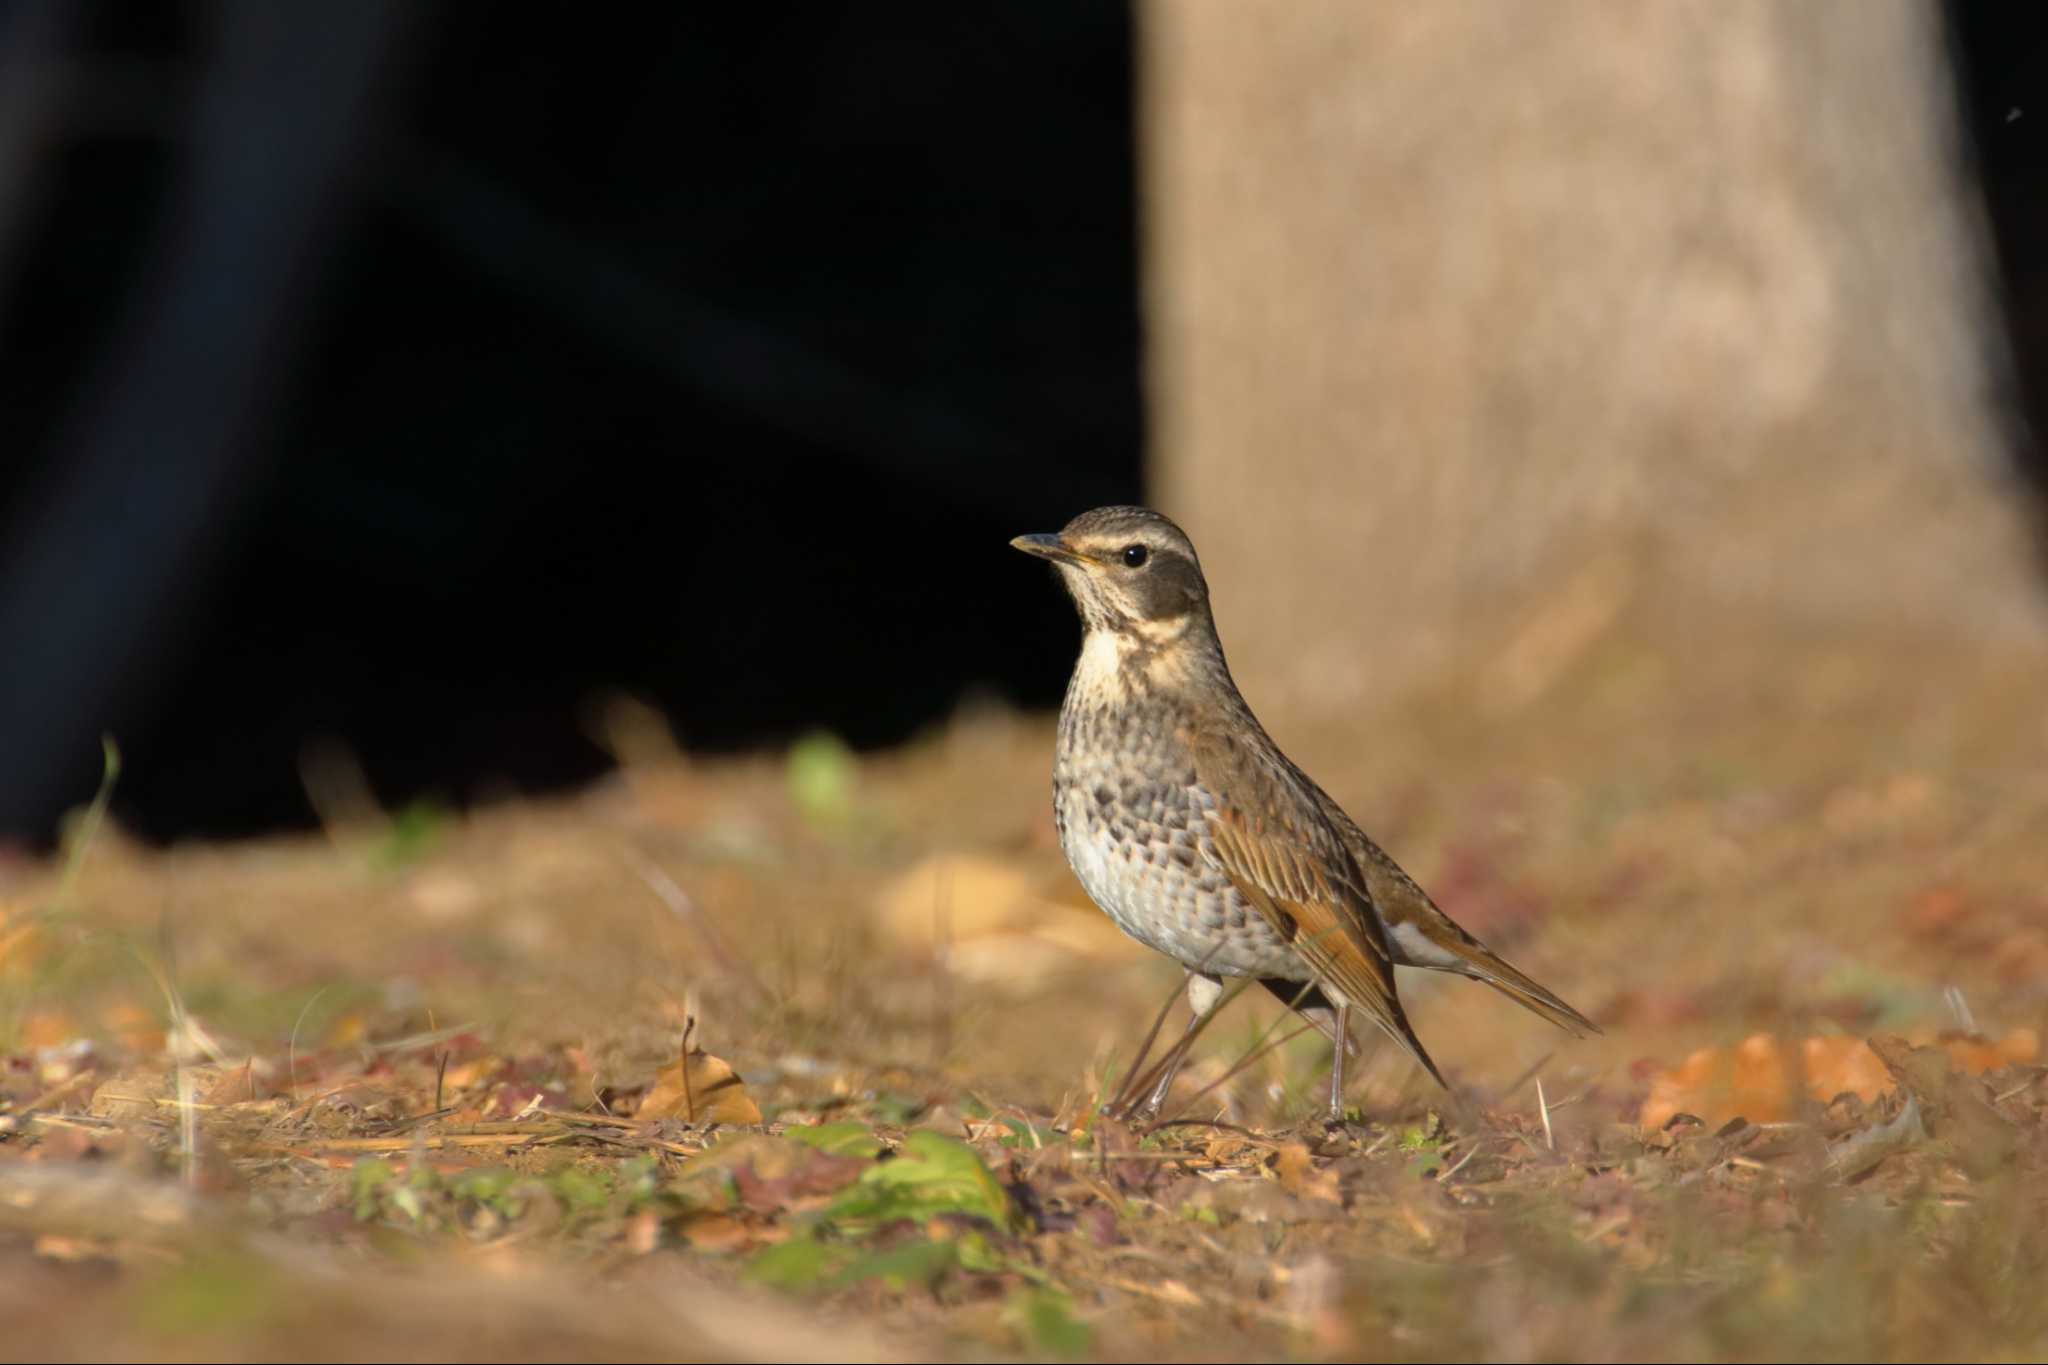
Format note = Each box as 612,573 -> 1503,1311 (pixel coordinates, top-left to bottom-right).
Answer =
1121,545 -> 1149,568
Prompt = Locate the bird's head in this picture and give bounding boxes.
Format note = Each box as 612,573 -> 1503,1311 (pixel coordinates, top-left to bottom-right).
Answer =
1010,505 -> 1213,640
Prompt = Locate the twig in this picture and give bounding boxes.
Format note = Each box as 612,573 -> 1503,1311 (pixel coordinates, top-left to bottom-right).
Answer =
1118,977 -> 1254,1123
1992,1075 -> 2039,1104
1498,1052 -> 1555,1103
680,1017 -> 697,1123
364,1024 -> 479,1055
23,1113 -> 116,1132
1943,985 -> 1978,1036
287,984 -> 338,1105
138,1096 -> 282,1115
542,1111 -> 655,1130
1159,1019 -> 1316,1128
1096,1272 -> 1300,1327
367,1108 -> 457,1136
1108,977 -> 1189,1118
284,1130 -> 575,1154
572,1127 -> 706,1158
1434,1143 -> 1482,1182
931,859 -> 952,1066
19,1069 -> 97,1115
1536,1078 -> 1555,1151
54,737 -> 120,905
626,850 -> 768,1000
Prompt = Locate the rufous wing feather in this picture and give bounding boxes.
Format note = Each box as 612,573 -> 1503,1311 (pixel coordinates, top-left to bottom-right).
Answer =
1339,818 -> 1601,1038
1190,730 -> 1448,1089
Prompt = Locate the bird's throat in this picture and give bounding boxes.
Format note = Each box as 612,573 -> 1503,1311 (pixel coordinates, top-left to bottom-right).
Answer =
1071,618 -> 1221,704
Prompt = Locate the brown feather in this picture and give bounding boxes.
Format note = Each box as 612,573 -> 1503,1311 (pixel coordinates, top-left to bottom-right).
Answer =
1190,726 -> 1448,1088
1329,808 -> 1601,1037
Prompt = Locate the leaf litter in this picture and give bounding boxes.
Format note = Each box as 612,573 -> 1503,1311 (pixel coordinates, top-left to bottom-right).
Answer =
6,628 -> 2048,1360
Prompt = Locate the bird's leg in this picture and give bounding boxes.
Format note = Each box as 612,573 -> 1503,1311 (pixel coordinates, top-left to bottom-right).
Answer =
1327,1002 -> 1352,1123
1138,1018 -> 1200,1118
1139,974 -> 1225,1118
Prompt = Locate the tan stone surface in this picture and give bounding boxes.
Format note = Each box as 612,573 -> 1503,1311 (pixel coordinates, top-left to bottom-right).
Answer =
1141,0 -> 2044,723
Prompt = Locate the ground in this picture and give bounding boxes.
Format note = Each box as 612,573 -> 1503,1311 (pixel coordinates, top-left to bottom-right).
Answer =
3,598 -> 2047,1361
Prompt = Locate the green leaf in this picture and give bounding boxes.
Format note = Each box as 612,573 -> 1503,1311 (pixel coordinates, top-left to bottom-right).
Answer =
452,1166 -> 519,1211
787,731 -> 857,827
617,1155 -> 662,1208
370,797 -> 451,871
551,1166 -> 613,1212
137,1249 -> 278,1334
387,1181 -> 425,1224
953,1230 -> 1006,1274
996,1117 -> 1062,1150
828,1131 -> 1014,1232
828,1239 -> 959,1292
866,1091 -> 926,1125
351,1157 -> 397,1221
788,1120 -> 884,1159
1008,1287 -> 1092,1358
744,1235 -> 852,1290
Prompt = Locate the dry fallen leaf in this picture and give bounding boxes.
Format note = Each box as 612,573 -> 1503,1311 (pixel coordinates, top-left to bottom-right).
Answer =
1867,1034 -> 2021,1176
1269,1143 -> 1343,1204
89,1068 -> 175,1121
1639,1028 -> 2040,1129
20,1011 -> 78,1052
875,853 -> 1040,945
100,1001 -> 165,1054
871,854 -> 1140,989
638,1049 -> 762,1125
0,904 -> 41,974
680,1212 -> 757,1253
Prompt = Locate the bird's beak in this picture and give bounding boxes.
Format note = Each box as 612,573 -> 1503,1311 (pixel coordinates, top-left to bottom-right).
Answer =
1009,533 -> 1089,566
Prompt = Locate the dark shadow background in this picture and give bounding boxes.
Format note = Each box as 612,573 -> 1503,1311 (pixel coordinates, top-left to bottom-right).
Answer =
1950,3 -> 2048,521
0,2 -> 1140,842
0,2 -> 2043,844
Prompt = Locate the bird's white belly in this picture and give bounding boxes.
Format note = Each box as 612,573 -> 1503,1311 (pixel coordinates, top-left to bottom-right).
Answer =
1061,813 -> 1160,947
1054,780 -> 1303,980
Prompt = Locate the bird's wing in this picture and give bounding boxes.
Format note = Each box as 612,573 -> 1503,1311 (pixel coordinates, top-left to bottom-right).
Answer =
1327,802 -> 1601,1038
1187,724 -> 1446,1089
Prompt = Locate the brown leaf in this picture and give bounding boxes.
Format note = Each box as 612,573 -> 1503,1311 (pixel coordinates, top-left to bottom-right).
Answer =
0,906 -> 42,975
89,1068 -> 173,1121
638,1049 -> 761,1125
1076,1203 -> 1120,1246
100,1002 -> 165,1054
21,1011 -> 78,1053
1866,1034 -> 2018,1176
873,853 -> 1141,988
1938,1027 -> 2038,1074
196,1064 -> 263,1108
1269,1143 -> 1343,1205
1638,1034 -> 1796,1129
731,1143 -> 866,1213
1801,1037 -> 1893,1104
1638,1029 -> 2040,1130
679,1212 -> 755,1253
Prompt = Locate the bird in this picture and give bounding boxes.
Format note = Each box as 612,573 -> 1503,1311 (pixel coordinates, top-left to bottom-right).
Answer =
1011,505 -> 1597,1120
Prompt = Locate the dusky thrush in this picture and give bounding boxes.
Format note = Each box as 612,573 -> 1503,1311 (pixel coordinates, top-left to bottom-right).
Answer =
1012,505 -> 1597,1118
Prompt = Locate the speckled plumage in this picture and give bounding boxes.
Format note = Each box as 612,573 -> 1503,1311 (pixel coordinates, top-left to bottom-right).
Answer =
1013,505 -> 1597,1115
1053,640 -> 1301,982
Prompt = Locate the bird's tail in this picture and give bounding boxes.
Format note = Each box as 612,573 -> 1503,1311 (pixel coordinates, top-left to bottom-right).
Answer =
1423,933 -> 1601,1038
